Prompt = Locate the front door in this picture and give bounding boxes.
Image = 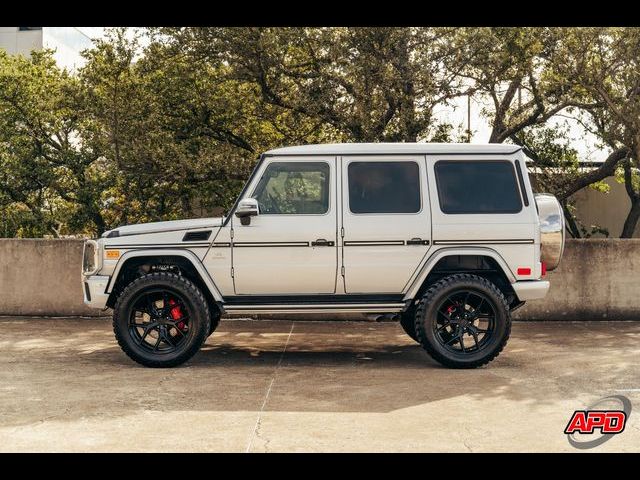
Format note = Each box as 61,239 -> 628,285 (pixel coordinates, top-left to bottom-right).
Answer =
231,157 -> 338,295
340,156 -> 432,293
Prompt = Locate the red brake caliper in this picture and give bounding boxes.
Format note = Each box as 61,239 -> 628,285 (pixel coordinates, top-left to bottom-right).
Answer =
168,299 -> 186,331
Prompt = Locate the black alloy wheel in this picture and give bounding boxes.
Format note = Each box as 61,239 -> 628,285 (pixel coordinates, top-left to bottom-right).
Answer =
415,274 -> 511,368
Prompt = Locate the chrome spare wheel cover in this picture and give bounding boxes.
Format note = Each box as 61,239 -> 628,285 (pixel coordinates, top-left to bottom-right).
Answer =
534,193 -> 565,271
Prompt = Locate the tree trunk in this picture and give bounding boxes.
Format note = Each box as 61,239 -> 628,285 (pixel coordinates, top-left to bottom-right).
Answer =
621,200 -> 640,238
561,201 -> 581,238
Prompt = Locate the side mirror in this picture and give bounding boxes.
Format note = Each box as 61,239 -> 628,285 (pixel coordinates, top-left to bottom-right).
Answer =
235,198 -> 259,225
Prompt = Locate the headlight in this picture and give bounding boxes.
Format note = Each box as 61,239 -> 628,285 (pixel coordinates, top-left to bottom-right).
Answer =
82,239 -> 102,276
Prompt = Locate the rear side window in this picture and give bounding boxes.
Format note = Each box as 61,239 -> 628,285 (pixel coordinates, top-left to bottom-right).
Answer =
348,161 -> 420,214
434,160 -> 522,214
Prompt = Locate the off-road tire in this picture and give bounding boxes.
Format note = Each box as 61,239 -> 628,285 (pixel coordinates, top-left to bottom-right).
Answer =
399,309 -> 419,343
113,272 -> 211,368
414,273 -> 511,369
208,310 -> 221,337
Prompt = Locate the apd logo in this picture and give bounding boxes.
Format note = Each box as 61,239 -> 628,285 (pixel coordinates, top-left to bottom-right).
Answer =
565,395 -> 632,449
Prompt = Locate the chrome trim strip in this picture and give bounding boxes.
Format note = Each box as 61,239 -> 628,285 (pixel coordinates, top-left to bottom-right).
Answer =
344,240 -> 405,246
432,239 -> 534,245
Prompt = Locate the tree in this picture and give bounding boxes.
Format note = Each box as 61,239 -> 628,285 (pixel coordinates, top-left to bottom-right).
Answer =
155,27 -> 466,143
78,28 -> 332,229
513,125 -> 612,237
0,49 -> 107,237
550,27 -> 639,237
457,27 -> 632,236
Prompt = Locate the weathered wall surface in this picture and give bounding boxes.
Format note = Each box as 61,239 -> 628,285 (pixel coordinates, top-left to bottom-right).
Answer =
0,238 -> 638,320
0,239 -> 98,316
513,239 -> 640,320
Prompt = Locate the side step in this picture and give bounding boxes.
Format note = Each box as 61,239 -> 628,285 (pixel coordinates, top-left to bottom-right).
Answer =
222,294 -> 408,314
224,303 -> 407,314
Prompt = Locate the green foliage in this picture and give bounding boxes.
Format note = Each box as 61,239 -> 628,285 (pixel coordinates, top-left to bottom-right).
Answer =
1,27 -> 639,237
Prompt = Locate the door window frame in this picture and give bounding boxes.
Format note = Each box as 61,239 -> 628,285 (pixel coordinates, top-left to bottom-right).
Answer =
249,159 -> 332,217
343,158 -> 424,216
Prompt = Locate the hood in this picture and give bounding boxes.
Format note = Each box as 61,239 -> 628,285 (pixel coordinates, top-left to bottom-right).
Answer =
102,217 -> 225,238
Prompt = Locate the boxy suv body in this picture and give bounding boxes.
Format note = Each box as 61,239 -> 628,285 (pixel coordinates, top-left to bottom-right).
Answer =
82,143 -> 564,368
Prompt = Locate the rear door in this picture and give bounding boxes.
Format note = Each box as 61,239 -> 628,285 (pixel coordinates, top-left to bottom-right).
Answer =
340,156 -> 431,293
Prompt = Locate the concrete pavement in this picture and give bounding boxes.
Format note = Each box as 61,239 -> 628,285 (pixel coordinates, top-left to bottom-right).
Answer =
0,317 -> 639,452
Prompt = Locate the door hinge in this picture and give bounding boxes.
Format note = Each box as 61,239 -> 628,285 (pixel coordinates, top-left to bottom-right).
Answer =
340,227 -> 345,237
231,267 -> 234,278
230,228 -> 234,239
341,266 -> 345,276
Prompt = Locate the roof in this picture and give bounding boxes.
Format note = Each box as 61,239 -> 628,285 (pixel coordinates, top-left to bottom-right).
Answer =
264,142 -> 522,156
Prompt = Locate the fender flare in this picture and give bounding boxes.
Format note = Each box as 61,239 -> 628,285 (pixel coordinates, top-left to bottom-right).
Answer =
106,249 -> 224,302
403,247 -> 516,301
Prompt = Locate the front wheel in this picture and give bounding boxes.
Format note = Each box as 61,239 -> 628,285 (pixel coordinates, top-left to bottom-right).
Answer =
414,274 -> 511,369
113,272 -> 211,368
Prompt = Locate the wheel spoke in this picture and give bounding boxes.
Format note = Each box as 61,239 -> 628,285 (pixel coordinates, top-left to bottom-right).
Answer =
445,329 -> 461,345
436,323 -> 451,334
162,329 -> 174,347
139,326 -> 153,345
445,296 -> 458,307
152,334 -> 162,351
459,333 -> 466,352
146,296 -> 158,317
170,326 -> 187,338
463,291 -> 471,308
162,292 -> 170,312
471,330 -> 480,349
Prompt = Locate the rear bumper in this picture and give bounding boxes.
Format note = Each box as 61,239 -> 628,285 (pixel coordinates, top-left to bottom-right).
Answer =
512,280 -> 550,301
83,275 -> 110,309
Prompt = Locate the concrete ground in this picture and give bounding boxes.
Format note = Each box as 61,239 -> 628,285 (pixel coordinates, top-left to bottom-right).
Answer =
0,317 -> 639,452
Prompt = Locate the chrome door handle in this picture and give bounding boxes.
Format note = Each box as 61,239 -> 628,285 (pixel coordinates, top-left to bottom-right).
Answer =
311,239 -> 335,247
406,238 -> 430,245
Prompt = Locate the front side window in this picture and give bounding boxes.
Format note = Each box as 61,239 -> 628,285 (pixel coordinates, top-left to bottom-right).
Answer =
434,160 -> 522,214
252,162 -> 330,214
348,161 -> 421,214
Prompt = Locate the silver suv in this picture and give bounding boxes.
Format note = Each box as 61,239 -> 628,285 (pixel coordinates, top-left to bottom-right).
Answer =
82,143 -> 564,368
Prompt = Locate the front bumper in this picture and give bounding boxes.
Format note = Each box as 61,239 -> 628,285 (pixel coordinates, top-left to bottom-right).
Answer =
83,275 -> 110,309
512,280 -> 550,301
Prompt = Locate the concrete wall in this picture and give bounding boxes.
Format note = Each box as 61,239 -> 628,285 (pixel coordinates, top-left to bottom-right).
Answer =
0,239 -> 97,316
0,238 -> 638,320
571,176 -> 639,238
514,239 -> 639,320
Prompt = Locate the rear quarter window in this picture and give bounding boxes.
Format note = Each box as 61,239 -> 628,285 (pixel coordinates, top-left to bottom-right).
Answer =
434,160 -> 522,214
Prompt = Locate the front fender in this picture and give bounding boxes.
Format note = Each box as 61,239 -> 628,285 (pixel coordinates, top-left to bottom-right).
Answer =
106,249 -> 223,302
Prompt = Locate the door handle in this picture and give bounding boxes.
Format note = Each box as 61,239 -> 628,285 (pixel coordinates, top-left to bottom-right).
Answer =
311,239 -> 335,247
406,238 -> 430,245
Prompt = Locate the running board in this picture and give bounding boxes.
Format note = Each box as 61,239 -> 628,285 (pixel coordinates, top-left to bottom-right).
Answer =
223,303 -> 407,314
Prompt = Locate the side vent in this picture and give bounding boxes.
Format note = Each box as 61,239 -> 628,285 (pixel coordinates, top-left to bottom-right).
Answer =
182,230 -> 212,242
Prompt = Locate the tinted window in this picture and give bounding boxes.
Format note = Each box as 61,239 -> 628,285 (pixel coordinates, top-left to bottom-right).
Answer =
253,162 -> 330,214
435,160 -> 522,214
348,162 -> 420,214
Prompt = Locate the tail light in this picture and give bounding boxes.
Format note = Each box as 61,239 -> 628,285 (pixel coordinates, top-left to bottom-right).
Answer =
541,261 -> 547,277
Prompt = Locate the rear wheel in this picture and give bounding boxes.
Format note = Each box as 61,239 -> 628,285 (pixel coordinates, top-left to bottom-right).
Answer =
399,309 -> 419,343
113,272 -> 210,368
415,274 -> 511,369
